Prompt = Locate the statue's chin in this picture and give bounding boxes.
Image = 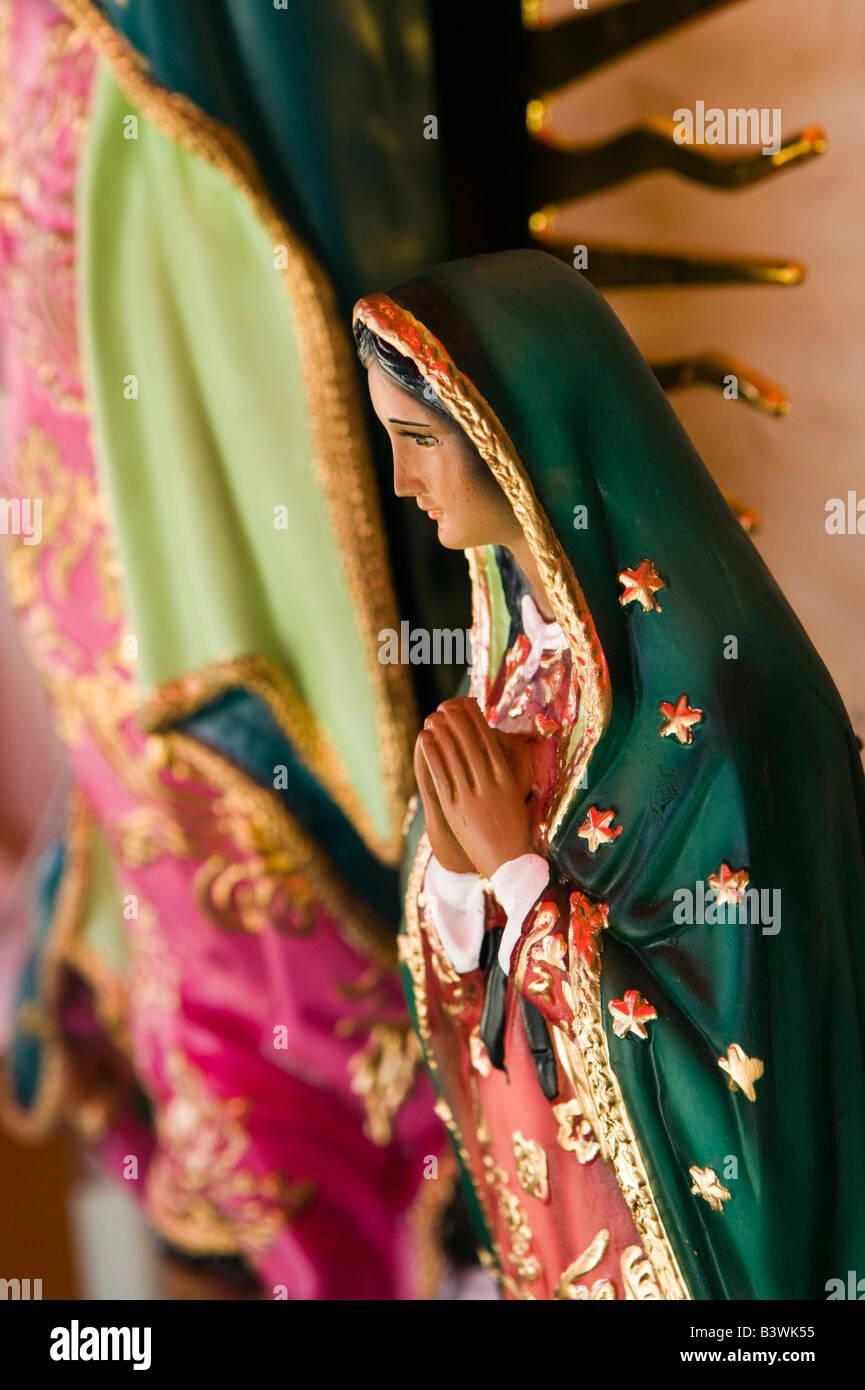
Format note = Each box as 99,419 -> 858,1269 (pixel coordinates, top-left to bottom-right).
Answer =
437,528 -> 465,551
436,520 -> 489,551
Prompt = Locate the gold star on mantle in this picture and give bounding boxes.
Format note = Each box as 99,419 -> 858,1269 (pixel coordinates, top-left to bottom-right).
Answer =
708,863 -> 750,907
577,806 -> 622,853
659,694 -> 703,744
618,559 -> 665,613
689,1166 -> 732,1213
718,1043 -> 764,1102
608,990 -> 658,1040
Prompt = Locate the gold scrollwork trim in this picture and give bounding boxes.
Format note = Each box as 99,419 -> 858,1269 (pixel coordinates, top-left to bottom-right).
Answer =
352,293 -> 612,842
399,835 -> 440,1077
528,897 -> 691,1300
52,0 -> 418,865
590,1025 -> 690,1297
401,835 -> 501,1256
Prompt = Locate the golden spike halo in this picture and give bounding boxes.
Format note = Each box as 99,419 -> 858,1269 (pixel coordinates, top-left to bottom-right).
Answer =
521,0 -> 826,425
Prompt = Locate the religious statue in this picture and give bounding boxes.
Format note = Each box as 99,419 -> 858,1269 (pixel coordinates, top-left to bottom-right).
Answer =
354,249 -> 865,1300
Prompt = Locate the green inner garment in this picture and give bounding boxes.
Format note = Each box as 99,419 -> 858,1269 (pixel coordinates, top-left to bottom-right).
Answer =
481,546 -> 511,681
77,64 -> 388,841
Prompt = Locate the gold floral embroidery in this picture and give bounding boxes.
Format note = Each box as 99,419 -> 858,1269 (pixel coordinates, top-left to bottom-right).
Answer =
621,1245 -> 663,1300
515,889 -> 690,1298
4,379 -> 397,971
0,15 -> 92,415
4,426 -> 126,685
511,1131 -> 549,1202
552,1099 -> 600,1164
140,655 -> 398,867
482,1155 -> 541,1292
343,1020 -> 424,1147
113,805 -> 188,870
167,731 -> 396,967
555,1228 -> 615,1300
147,1050 -> 314,1257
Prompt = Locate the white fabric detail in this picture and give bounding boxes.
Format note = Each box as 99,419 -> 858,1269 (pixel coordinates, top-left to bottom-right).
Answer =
490,853 -> 551,973
520,592 -> 564,682
423,856 -> 486,973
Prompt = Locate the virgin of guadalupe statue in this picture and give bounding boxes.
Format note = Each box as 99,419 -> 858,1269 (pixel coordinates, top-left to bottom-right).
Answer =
354,250 -> 865,1301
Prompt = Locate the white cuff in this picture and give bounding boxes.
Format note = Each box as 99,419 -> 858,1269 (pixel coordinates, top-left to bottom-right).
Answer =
490,854 -> 551,974
423,857 -> 486,974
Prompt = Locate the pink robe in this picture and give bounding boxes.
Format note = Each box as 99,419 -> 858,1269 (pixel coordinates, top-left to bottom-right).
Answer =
406,606 -> 659,1298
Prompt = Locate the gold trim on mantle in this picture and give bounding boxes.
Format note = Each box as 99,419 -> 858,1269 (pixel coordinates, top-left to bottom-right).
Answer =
139,653 -> 392,866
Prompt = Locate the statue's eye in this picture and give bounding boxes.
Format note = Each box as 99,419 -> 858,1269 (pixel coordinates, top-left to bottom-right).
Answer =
414,434 -> 439,449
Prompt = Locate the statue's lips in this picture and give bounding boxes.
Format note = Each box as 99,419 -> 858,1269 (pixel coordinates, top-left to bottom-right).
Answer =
416,499 -> 443,520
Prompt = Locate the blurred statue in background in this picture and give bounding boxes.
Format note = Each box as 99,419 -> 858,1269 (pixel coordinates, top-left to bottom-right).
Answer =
0,0 -> 472,1299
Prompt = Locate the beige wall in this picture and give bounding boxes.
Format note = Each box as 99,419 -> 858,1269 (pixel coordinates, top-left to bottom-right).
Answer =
544,0 -> 865,742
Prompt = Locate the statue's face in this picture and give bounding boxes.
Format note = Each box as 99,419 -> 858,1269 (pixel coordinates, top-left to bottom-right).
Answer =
367,360 -> 520,552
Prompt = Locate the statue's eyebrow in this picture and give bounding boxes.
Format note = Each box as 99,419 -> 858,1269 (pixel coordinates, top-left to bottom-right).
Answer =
388,418 -> 433,427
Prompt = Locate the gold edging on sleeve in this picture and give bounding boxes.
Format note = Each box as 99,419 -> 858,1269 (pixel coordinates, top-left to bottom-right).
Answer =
53,0 -> 418,864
